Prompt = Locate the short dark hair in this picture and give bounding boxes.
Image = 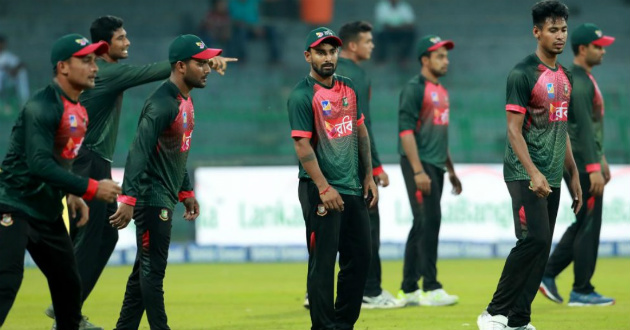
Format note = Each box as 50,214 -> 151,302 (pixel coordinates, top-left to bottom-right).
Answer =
532,1 -> 569,28
90,15 -> 124,44
338,21 -> 373,48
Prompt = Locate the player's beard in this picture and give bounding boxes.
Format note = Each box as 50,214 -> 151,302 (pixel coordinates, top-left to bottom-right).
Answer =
184,73 -> 207,89
312,62 -> 336,78
430,66 -> 447,78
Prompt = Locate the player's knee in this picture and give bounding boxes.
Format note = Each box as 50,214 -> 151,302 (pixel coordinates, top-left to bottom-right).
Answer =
527,234 -> 550,251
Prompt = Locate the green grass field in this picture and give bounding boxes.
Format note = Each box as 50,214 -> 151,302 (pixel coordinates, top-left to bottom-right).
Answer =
4,258 -> 629,330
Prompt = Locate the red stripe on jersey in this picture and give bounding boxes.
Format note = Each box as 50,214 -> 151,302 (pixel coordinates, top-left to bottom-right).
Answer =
506,104 -> 527,113
586,163 -> 602,173
399,130 -> 414,137
291,130 -> 313,138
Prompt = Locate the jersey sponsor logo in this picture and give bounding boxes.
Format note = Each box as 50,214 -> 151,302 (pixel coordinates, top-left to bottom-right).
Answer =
546,83 -> 555,99
549,101 -> 568,122
431,91 -> 439,105
159,209 -> 169,221
324,115 -> 353,139
181,131 -> 192,152
321,100 -> 332,116
183,112 -> 188,129
61,137 -> 84,159
69,114 -> 77,130
342,97 -> 348,107
316,204 -> 327,216
1,214 -> 13,227
433,107 -> 449,125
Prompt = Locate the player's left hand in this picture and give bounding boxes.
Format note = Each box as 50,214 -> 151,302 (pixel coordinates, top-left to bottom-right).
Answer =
182,197 -> 200,221
364,176 -> 378,208
209,56 -> 238,76
569,173 -> 583,214
375,171 -> 389,188
67,194 -> 89,227
449,172 -> 462,195
109,203 -> 134,230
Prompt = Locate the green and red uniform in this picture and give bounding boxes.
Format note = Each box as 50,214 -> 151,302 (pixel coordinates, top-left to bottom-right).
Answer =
115,80 -> 194,330
487,54 -> 572,328
288,74 -> 371,330
336,57 -> 386,298
71,58 -> 171,305
545,64 -> 607,295
397,73 -> 451,293
0,82 -> 98,329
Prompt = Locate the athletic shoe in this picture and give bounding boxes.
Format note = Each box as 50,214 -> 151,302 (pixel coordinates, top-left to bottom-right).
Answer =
479,314 -> 508,330
539,276 -> 563,303
397,289 -> 423,306
506,324 -> 535,330
420,288 -> 458,306
477,309 -> 491,329
303,293 -> 310,309
568,291 -> 615,306
45,305 -> 55,319
49,316 -> 104,330
362,290 -> 405,309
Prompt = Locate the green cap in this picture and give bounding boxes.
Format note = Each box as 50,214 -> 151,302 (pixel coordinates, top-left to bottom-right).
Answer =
50,34 -> 109,66
571,23 -> 615,48
417,35 -> 454,58
169,34 -> 222,64
304,27 -> 342,51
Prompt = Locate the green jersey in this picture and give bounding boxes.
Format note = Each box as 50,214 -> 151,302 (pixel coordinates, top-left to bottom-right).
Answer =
398,74 -> 450,169
568,65 -> 604,174
118,80 -> 194,210
0,83 -> 98,221
81,58 -> 170,162
287,75 -> 365,196
335,57 -> 383,175
503,54 -> 573,187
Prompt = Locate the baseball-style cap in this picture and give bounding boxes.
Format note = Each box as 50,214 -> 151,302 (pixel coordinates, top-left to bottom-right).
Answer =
50,34 -> 109,66
305,27 -> 342,51
417,35 -> 454,58
571,23 -> 615,47
169,34 -> 223,64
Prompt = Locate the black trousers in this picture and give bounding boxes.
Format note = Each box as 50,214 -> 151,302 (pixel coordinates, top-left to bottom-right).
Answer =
298,180 -> 371,330
71,147 -> 119,304
487,180 -> 561,328
0,209 -> 82,329
115,206 -> 172,330
400,157 -> 444,293
363,202 -> 382,297
545,172 -> 602,294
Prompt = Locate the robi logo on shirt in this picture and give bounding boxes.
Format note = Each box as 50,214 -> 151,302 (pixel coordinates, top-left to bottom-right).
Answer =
61,137 -> 84,159
433,108 -> 449,125
180,131 -> 192,152
549,101 -> 568,122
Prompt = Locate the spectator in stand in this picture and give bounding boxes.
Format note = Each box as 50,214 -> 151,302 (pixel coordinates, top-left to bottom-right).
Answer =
199,0 -> 233,50
373,0 -> 416,65
228,0 -> 282,64
0,35 -> 30,115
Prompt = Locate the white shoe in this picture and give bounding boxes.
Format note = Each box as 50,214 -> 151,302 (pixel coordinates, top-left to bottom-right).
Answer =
420,288 -> 459,306
362,290 -> 405,309
484,315 -> 508,330
303,293 -> 309,309
397,289 -> 423,306
477,309 -> 491,330
506,324 -> 536,330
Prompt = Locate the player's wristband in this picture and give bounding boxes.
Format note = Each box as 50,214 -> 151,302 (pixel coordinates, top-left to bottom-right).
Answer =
319,186 -> 331,195
414,170 -> 424,176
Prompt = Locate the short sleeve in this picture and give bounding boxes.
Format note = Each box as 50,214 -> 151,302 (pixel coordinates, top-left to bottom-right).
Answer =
287,90 -> 313,139
398,82 -> 424,134
505,69 -> 530,114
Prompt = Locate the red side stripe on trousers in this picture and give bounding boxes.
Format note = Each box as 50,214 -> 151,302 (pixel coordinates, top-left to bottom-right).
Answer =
142,231 -> 150,251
